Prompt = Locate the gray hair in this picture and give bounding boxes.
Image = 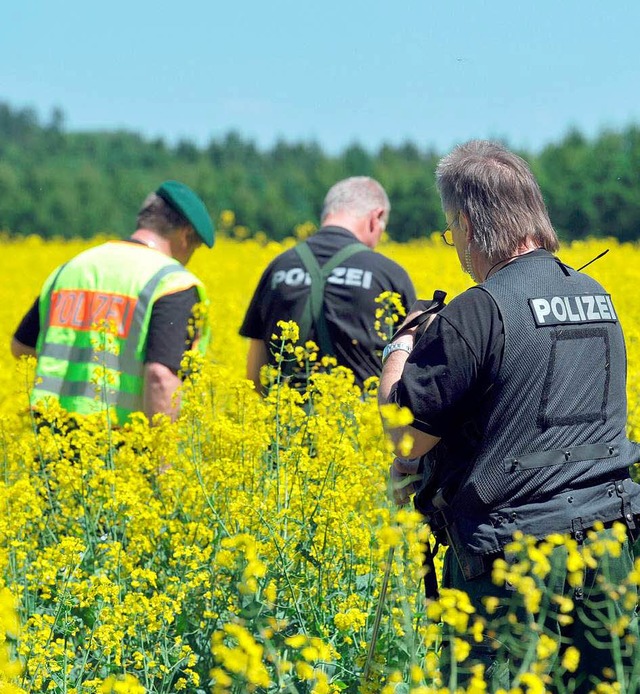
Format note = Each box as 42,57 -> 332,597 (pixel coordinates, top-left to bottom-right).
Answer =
436,140 -> 559,263
136,193 -> 194,238
321,176 -> 390,222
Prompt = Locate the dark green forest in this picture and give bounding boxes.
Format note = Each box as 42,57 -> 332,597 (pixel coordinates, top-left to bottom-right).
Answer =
1,102 -> 639,242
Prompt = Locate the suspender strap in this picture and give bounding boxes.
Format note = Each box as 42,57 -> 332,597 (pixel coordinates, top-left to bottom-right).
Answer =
295,241 -> 370,355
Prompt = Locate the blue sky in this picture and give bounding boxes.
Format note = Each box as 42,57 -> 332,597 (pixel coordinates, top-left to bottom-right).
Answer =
3,1 -> 639,154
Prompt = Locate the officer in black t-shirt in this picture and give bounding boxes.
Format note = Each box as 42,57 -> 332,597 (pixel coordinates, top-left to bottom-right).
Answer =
240,177 -> 416,392
378,141 -> 640,691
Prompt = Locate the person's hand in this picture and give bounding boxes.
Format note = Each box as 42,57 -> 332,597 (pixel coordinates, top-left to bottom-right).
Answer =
396,305 -> 425,337
393,302 -> 439,342
389,456 -> 422,506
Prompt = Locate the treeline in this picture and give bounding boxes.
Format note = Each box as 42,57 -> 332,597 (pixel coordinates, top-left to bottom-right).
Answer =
1,102 -> 639,242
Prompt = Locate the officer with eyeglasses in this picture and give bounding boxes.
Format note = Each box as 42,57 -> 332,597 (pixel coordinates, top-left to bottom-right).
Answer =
378,140 -> 640,691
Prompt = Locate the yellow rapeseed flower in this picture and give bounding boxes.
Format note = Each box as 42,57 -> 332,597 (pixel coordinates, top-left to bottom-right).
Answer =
379,403 -> 414,428
561,645 -> 580,673
99,674 -> 146,694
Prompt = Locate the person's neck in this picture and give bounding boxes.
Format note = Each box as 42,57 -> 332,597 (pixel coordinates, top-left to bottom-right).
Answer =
130,229 -> 170,255
322,215 -> 376,249
482,243 -> 541,281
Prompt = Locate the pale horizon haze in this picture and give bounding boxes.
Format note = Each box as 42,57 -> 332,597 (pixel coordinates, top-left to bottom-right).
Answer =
3,1 -> 639,155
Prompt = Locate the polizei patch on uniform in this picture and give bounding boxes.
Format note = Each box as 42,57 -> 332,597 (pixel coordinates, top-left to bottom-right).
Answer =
271,267 -> 373,289
529,294 -> 617,326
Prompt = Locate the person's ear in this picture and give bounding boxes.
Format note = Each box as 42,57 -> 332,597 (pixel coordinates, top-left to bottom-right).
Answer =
371,207 -> 386,233
367,209 -> 377,234
459,212 -> 473,242
181,226 -> 196,250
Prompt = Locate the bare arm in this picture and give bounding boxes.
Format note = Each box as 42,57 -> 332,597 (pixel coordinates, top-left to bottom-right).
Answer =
11,337 -> 36,359
246,339 -> 269,394
143,362 -> 182,422
378,312 -> 441,459
379,318 -> 441,505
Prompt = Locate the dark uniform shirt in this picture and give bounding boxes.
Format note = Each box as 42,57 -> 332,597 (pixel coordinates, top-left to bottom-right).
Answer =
395,273 -> 506,437
240,226 -> 416,387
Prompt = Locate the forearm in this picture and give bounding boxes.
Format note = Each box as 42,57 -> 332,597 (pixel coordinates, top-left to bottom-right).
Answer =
379,308 -> 438,405
246,339 -> 269,394
379,322 -> 440,458
143,362 -> 182,422
378,334 -> 414,406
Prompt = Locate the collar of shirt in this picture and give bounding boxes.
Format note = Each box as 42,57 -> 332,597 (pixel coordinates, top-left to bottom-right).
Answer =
316,225 -> 359,240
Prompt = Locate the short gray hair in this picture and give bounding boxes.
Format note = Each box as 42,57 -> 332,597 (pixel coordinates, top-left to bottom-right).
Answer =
136,193 -> 193,238
436,140 -> 559,263
321,176 -> 390,222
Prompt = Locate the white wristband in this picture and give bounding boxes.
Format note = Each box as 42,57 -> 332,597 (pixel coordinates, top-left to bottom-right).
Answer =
382,340 -> 413,364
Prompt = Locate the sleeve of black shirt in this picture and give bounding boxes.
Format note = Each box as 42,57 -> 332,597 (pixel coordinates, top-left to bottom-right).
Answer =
13,297 -> 40,349
394,287 -> 504,437
239,264 -> 273,339
400,271 -> 417,311
145,287 -> 201,373
381,259 -> 417,316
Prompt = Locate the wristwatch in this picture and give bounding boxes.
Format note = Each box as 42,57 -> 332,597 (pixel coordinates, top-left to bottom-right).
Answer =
382,340 -> 413,364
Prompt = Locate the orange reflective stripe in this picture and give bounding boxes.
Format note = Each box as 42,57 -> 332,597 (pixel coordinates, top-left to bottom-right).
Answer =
49,289 -> 137,338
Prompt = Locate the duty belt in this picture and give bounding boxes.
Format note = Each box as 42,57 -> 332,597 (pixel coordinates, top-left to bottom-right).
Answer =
418,478 -> 640,599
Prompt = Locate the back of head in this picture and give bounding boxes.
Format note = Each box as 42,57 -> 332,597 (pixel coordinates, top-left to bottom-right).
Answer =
136,181 -> 215,248
321,176 -> 390,223
436,140 -> 559,263
136,193 -> 192,239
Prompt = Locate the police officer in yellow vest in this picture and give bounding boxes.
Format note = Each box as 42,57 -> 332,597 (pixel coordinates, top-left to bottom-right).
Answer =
11,181 -> 214,425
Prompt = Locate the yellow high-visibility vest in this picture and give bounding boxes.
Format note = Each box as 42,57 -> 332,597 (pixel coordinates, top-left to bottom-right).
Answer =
33,241 -> 209,424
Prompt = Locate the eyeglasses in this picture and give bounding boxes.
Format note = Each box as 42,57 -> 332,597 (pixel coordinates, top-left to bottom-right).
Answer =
441,228 -> 455,247
441,212 -> 458,246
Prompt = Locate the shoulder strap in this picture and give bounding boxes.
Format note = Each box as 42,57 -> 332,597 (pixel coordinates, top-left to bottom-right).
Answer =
388,290 -> 447,343
295,241 -> 370,355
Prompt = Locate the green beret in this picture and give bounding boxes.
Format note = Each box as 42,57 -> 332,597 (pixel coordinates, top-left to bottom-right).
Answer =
156,180 -> 215,248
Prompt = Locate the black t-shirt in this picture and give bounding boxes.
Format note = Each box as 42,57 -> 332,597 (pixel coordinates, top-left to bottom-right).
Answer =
14,253 -> 200,374
395,282 -> 506,437
240,226 -> 417,386
144,288 -> 200,371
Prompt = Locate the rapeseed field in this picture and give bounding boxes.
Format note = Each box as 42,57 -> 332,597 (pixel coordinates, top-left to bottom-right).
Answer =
0,232 -> 637,693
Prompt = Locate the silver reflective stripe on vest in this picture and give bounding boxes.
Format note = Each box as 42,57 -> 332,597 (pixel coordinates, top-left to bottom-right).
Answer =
37,344 -> 121,371
119,264 -> 191,370
35,376 -> 140,412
